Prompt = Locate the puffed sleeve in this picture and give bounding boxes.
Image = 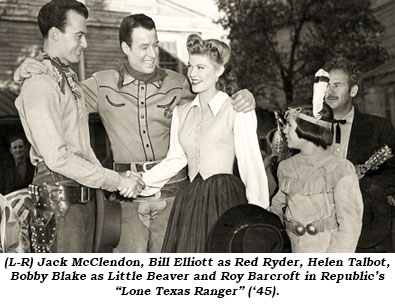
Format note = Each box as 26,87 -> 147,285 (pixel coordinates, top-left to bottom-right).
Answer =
140,106 -> 188,195
234,111 -> 270,208
327,161 -> 363,253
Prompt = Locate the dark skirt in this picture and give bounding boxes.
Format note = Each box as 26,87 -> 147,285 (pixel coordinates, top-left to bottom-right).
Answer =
162,173 -> 247,253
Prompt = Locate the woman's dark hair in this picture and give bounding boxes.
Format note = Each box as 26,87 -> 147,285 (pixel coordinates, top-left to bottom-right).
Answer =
119,14 -> 156,46
38,0 -> 89,38
186,34 -> 238,95
295,102 -> 334,149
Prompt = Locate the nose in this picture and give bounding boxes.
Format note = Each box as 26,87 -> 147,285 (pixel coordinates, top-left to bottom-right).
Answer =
189,66 -> 197,77
147,46 -> 156,57
80,36 -> 88,49
283,124 -> 289,134
326,84 -> 334,95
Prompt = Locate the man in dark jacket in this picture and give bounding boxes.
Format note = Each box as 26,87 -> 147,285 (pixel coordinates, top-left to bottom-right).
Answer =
324,57 -> 395,252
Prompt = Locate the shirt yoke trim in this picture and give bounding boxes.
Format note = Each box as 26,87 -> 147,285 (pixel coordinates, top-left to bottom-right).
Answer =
146,87 -> 184,100
98,85 -> 138,100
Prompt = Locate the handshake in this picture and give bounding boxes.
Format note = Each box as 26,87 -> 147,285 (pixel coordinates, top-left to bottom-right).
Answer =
117,171 -> 146,198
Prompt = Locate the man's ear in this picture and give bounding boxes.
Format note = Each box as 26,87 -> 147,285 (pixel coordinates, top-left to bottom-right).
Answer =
121,42 -> 130,56
350,85 -> 358,98
48,27 -> 59,41
216,65 -> 225,78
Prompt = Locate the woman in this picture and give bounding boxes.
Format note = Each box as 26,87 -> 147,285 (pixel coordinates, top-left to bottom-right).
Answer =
140,34 -> 269,252
270,103 -> 363,252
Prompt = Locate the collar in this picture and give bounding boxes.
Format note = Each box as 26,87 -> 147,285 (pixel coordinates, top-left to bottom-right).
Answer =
187,91 -> 229,117
337,106 -> 355,124
120,71 -> 165,89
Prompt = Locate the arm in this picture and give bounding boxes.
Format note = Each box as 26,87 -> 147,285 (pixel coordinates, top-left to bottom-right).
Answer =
234,110 -> 270,208
327,172 -> 363,253
231,89 -> 256,113
80,76 -> 100,113
268,162 -> 287,222
140,106 -> 188,195
18,77 -> 120,191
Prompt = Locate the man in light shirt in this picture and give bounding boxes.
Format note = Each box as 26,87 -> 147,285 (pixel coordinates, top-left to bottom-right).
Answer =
15,0 -> 143,253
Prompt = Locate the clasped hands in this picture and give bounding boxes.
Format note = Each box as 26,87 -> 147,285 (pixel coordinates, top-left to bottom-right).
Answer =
117,171 -> 145,199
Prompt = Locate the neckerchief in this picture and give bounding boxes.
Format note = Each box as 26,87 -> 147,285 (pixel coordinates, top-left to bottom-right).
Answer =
40,52 -> 82,102
117,57 -> 167,88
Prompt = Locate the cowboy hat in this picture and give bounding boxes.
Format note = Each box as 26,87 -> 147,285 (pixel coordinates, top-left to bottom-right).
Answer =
208,204 -> 291,253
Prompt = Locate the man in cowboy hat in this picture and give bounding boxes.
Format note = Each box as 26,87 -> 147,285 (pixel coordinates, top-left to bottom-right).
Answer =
324,56 -> 395,252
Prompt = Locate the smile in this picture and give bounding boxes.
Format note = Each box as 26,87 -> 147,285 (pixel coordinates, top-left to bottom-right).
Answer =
144,60 -> 155,66
190,79 -> 202,85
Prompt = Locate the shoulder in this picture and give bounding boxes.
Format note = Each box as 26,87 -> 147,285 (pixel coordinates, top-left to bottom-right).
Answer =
161,68 -> 186,85
277,157 -> 295,177
92,69 -> 119,84
322,153 -> 356,182
20,73 -> 59,98
355,110 -> 393,130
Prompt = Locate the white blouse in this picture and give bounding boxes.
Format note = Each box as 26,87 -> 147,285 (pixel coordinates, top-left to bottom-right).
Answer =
141,91 -> 269,209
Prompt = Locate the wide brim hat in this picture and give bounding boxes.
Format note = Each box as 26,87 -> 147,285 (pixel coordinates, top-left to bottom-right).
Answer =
357,179 -> 392,249
208,204 -> 291,253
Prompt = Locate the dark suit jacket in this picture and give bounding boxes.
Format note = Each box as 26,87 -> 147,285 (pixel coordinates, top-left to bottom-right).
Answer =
0,158 -> 35,195
347,110 -> 395,252
347,110 -> 395,194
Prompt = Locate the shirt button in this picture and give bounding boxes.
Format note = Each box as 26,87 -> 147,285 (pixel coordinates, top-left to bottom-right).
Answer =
336,148 -> 340,152
141,115 -> 144,119
142,130 -> 146,134
146,144 -> 150,148
141,102 -> 144,105
141,87 -> 144,90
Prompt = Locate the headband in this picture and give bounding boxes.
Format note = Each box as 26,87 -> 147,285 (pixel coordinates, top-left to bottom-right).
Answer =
285,108 -> 332,130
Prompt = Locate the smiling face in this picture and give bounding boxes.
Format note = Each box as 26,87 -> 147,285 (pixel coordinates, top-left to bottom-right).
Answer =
324,69 -> 357,117
122,27 -> 159,74
187,54 -> 220,94
55,10 -> 87,64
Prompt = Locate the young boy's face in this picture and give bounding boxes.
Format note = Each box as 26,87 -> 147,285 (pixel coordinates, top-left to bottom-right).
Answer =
284,116 -> 304,150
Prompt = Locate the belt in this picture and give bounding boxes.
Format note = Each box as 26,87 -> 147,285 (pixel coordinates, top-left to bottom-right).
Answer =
28,183 -> 92,217
284,215 -> 338,236
113,161 -> 159,173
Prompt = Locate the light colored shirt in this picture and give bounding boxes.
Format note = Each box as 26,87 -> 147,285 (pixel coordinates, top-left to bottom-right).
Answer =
141,91 -> 270,208
81,68 -> 194,163
270,150 -> 363,253
15,60 -> 120,191
329,107 -> 354,159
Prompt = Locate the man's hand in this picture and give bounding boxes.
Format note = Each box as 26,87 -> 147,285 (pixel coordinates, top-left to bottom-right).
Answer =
231,89 -> 256,113
354,164 -> 364,180
117,174 -> 145,199
13,57 -> 47,83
